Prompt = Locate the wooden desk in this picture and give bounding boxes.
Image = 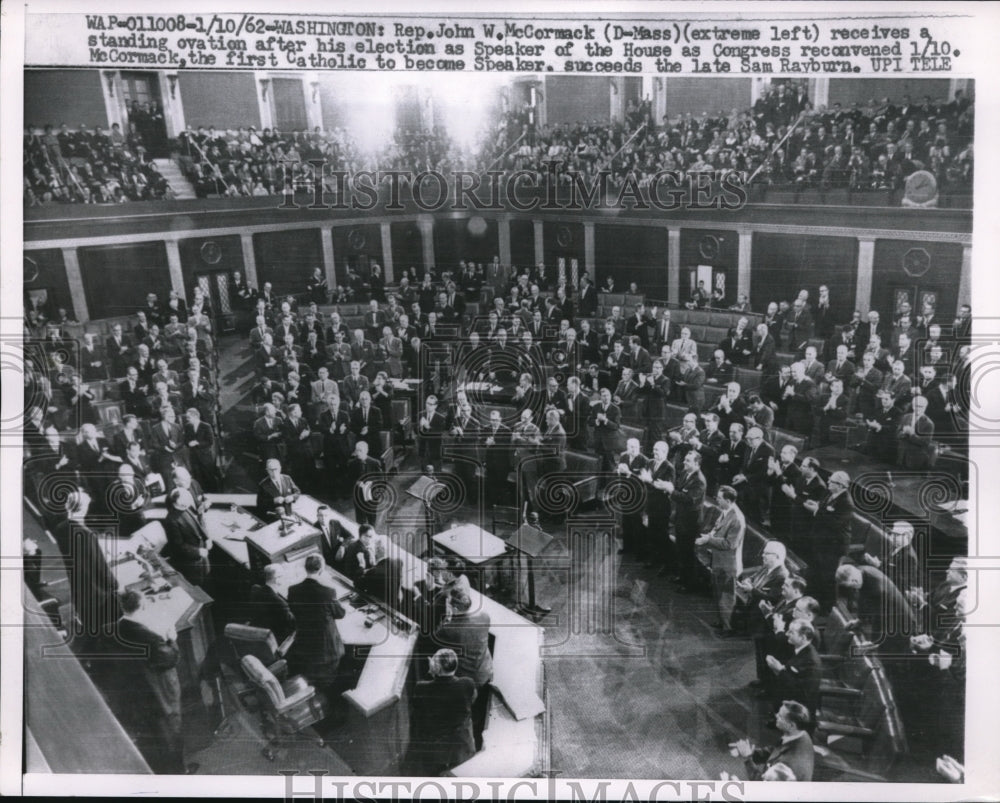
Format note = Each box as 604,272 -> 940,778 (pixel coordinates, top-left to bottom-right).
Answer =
433,523 -> 508,565
98,523 -> 214,691
802,445 -> 969,548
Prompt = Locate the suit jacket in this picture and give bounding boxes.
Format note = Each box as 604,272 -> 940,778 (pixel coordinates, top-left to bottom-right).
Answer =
105,334 -> 133,375
670,337 -> 698,361
115,616 -> 182,729
286,577 -> 346,683
720,328 -> 754,365
253,415 -> 284,460
644,458 -> 675,518
897,411 -> 935,469
341,374 -> 370,407
183,420 -> 215,471
350,405 -> 384,449
434,609 -> 494,686
589,402 -> 625,454
747,731 -> 815,782
539,424 -> 567,476
703,504 -> 746,575
481,423 -> 512,477
164,508 -> 210,582
256,473 -> 301,518
754,333 -> 778,373
410,675 -> 478,772
148,420 -> 188,474
740,563 -> 790,632
248,583 -> 296,644
119,378 -> 150,417
671,468 -> 707,520
773,643 -> 822,715
811,489 -> 854,558
53,519 -> 119,632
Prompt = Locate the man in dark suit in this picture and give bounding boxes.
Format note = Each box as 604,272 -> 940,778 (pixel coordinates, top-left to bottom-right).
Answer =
313,505 -> 345,570
854,310 -> 883,353
480,409 -> 512,508
114,590 -> 186,775
52,489 -> 119,645
433,592 -> 493,752
589,387 -> 625,474
408,648 -> 478,775
897,394 -> 936,469
670,449 -> 708,591
615,438 -> 650,556
719,318 -> 755,366
803,470 -> 854,607
738,541 -> 792,683
106,323 -> 133,377
576,275 -> 597,317
640,441 -> 675,574
148,406 -> 189,488
852,352 -> 885,420
286,554 -> 346,689
119,366 -> 150,418
753,323 -> 778,376
539,408 -> 567,484
256,458 -> 301,520
561,376 -> 590,451
675,354 -> 706,413
784,362 -> 819,435
636,359 -> 671,451
248,564 -> 296,645
346,441 -> 383,526
731,700 -> 815,781
182,407 -> 217,492
732,426 -> 773,525
163,487 -> 211,587
350,390 -> 383,453
417,395 -> 448,471
765,620 -> 822,721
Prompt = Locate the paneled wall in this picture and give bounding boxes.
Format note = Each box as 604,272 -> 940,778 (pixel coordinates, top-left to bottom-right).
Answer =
679,227 -> 739,301
871,239 -> 963,320
751,233 -> 859,322
178,234 -> 245,291
509,219 -> 536,268
542,221 -> 585,283
432,217 -> 500,272
390,221 -> 424,275
594,224 -> 668,300
252,229 -> 321,296
77,242 -> 172,319
178,72 -> 260,130
545,77 -> 613,125
331,223 -> 385,284
23,249 -> 75,320
25,70 -> 107,128
663,78 -> 752,117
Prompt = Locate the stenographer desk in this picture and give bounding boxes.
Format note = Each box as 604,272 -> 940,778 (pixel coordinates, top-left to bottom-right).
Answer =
140,493 -> 545,776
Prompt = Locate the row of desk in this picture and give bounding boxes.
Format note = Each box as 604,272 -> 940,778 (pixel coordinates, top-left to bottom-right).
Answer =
99,492 -> 546,776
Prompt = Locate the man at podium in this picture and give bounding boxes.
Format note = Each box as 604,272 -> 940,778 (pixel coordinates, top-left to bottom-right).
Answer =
256,458 -> 301,519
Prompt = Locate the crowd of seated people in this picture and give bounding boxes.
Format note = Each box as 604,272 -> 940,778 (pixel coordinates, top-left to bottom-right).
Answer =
22,286 -> 224,530
173,122 -> 466,199
26,83 -> 974,206
24,119 -> 173,206
487,87 -> 974,194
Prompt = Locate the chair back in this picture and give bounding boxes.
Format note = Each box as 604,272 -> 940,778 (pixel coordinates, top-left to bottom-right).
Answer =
241,654 -> 284,709
225,622 -> 279,667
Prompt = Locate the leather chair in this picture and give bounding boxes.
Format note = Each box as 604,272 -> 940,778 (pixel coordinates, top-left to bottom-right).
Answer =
240,654 -> 327,760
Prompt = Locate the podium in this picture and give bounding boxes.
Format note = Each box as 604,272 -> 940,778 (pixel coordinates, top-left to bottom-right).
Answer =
406,475 -> 443,554
509,523 -> 554,616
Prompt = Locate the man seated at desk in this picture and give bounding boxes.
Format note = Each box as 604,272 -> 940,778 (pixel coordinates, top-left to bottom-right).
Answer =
248,563 -> 296,648
342,523 -> 378,583
257,458 -> 301,519
408,648 -> 478,776
287,554 -> 347,693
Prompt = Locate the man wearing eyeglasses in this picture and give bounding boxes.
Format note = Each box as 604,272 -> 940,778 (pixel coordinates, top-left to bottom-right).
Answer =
802,470 -> 854,608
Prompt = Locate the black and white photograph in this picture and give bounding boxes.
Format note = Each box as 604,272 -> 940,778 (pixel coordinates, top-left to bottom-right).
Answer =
2,2 -> 998,799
